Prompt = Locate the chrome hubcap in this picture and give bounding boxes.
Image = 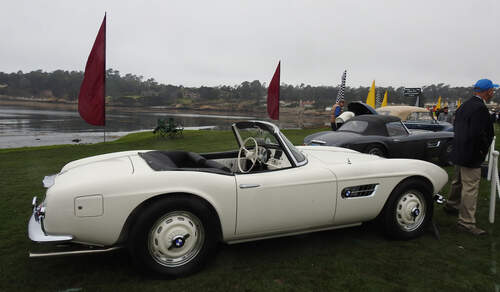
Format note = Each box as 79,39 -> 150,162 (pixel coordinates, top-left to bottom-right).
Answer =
396,191 -> 426,232
148,211 -> 204,267
368,148 -> 384,157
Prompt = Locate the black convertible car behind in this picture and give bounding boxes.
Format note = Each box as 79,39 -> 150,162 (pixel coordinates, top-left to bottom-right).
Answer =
304,115 -> 454,165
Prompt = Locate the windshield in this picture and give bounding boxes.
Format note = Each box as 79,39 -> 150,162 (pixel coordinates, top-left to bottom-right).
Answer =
386,121 -> 409,136
237,126 -> 279,147
407,112 -> 434,121
233,121 -> 306,167
279,132 -> 306,164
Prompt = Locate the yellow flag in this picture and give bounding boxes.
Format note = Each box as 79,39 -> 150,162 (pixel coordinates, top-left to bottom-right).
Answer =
436,96 -> 442,110
381,90 -> 388,107
366,80 -> 376,108
457,98 -> 462,108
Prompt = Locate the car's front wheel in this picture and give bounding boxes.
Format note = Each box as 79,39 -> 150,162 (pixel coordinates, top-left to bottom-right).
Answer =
382,179 -> 433,240
365,144 -> 387,157
128,196 -> 219,277
439,141 -> 453,166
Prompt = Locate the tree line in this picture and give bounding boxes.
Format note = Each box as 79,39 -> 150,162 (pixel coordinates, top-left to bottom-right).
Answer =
0,69 -> 492,109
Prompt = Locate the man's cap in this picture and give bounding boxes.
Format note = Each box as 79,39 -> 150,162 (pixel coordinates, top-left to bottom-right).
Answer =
473,79 -> 499,92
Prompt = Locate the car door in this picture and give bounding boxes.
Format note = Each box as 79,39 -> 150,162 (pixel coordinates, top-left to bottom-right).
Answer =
235,164 -> 337,236
386,121 -> 426,159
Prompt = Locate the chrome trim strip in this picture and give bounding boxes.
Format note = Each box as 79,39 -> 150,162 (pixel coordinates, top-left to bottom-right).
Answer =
28,214 -> 73,243
239,184 -> 261,189
226,223 -> 362,244
29,246 -> 122,258
310,139 -> 326,145
427,140 -> 441,148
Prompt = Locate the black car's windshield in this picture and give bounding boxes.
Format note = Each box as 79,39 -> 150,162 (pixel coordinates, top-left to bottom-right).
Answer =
407,112 -> 434,121
386,121 -> 409,136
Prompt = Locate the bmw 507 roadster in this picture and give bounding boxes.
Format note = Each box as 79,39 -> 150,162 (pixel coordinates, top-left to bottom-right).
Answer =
29,121 -> 448,277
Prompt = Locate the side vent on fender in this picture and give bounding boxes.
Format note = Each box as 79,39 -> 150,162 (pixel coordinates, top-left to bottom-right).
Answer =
341,184 -> 378,199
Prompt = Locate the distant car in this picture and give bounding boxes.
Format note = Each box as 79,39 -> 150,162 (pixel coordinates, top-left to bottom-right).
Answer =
376,106 -> 453,132
305,115 -> 454,165
341,102 -> 454,132
29,120 -> 448,277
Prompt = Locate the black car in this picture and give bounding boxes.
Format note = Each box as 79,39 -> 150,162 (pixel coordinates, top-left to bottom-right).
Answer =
305,115 -> 454,165
345,102 -> 454,132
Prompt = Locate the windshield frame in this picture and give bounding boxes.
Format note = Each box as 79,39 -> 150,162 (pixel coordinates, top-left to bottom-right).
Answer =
232,121 -> 307,168
386,120 -> 410,136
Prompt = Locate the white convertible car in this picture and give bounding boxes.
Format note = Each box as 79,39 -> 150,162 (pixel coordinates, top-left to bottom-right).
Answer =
29,121 -> 448,277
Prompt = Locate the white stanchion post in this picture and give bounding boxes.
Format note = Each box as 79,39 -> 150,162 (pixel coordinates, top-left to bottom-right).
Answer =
487,137 -> 496,181
489,150 -> 499,224
497,176 -> 500,200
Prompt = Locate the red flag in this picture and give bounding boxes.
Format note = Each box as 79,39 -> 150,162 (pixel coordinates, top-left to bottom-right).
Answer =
78,14 -> 106,126
267,61 -> 280,120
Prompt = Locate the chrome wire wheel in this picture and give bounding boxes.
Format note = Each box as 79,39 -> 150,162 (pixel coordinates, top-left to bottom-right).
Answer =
367,146 -> 385,157
148,211 -> 205,268
395,190 -> 426,232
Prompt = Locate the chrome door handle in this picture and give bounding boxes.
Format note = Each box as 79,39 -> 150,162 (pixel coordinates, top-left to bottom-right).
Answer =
239,184 -> 260,189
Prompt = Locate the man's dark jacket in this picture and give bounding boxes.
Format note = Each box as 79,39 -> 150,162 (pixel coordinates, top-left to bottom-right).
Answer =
451,96 -> 494,168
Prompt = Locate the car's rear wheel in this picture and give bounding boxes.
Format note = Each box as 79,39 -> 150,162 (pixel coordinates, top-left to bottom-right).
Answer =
365,144 -> 386,157
128,196 -> 219,277
382,179 -> 433,240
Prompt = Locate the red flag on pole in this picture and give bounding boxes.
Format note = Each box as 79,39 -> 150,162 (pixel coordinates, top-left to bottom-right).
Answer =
267,61 -> 280,120
78,14 -> 106,126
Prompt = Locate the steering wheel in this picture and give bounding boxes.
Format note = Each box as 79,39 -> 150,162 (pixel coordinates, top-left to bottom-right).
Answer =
238,137 -> 261,173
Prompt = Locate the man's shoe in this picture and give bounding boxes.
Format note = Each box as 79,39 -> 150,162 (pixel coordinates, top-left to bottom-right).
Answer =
457,223 -> 487,236
443,205 -> 459,215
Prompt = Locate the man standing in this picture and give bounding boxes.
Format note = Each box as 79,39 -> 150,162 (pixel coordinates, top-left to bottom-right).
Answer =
438,107 -> 451,122
444,79 -> 497,235
330,99 -> 344,131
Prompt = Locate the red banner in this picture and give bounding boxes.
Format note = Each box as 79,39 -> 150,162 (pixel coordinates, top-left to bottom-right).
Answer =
78,15 -> 106,126
267,61 -> 280,120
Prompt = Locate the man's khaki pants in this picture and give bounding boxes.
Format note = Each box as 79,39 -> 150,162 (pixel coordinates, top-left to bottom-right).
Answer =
446,165 -> 481,225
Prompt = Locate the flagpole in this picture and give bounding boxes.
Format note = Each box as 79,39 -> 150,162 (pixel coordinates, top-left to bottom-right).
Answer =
78,13 -> 107,139
103,12 -> 107,143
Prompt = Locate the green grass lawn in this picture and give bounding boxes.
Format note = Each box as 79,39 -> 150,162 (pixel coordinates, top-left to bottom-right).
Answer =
1,128 -> 499,292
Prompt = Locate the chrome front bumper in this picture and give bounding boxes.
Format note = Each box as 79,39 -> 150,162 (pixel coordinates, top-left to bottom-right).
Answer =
29,196 -> 73,243
434,194 -> 446,205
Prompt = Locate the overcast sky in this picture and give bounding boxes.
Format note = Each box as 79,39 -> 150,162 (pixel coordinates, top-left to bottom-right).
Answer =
1,0 -> 499,88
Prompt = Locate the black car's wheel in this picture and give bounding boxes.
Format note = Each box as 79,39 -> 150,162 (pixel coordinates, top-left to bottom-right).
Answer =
365,144 -> 387,157
382,179 -> 433,240
439,141 -> 453,166
128,196 -> 219,277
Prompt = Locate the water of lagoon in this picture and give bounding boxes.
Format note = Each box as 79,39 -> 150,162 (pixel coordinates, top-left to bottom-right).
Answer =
0,104 -> 261,148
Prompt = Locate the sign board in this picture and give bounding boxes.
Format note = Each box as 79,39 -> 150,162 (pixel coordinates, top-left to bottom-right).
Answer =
403,88 -> 422,97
